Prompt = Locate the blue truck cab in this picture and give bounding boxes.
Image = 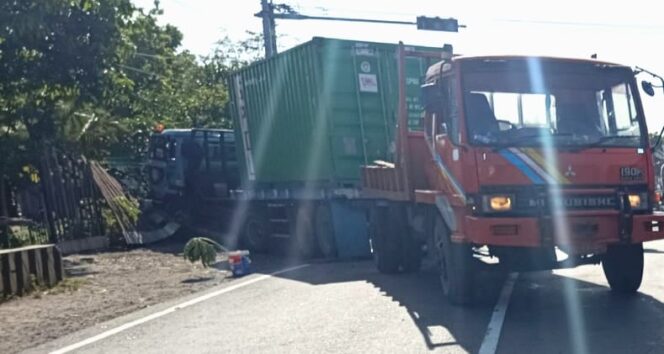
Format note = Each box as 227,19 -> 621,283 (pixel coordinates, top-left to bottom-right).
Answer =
147,128 -> 239,204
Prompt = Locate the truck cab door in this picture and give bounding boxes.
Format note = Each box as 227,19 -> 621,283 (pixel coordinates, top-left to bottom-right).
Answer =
429,75 -> 473,203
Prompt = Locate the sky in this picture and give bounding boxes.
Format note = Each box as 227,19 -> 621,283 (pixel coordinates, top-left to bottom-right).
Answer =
133,0 -> 664,130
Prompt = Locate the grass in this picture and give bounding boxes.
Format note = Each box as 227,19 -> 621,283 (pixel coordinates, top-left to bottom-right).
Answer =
44,278 -> 87,295
0,276 -> 86,303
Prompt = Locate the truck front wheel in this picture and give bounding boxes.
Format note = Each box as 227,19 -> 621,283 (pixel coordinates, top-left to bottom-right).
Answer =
602,243 -> 644,294
434,216 -> 474,305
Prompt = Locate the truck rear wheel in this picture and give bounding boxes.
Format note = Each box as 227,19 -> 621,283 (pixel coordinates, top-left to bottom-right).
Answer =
400,230 -> 422,273
241,211 -> 268,253
315,204 -> 337,258
370,205 -> 401,274
291,205 -> 317,259
434,216 -> 474,305
602,243 -> 644,294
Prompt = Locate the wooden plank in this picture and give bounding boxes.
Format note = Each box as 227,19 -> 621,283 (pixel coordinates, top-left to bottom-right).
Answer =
53,247 -> 64,282
0,245 -> 65,296
1,253 -> 17,295
41,247 -> 56,287
373,160 -> 395,168
0,255 -> 3,294
0,244 -> 54,255
15,250 -> 31,294
28,248 -> 45,286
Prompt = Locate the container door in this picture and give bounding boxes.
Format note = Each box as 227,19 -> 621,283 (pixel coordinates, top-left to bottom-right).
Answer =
327,42 -> 393,185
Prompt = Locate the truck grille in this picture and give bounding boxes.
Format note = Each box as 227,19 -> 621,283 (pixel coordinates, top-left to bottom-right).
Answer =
516,194 -> 618,211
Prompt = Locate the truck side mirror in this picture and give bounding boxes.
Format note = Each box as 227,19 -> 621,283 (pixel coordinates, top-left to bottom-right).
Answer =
421,82 -> 443,112
653,125 -> 664,152
642,80 -> 655,97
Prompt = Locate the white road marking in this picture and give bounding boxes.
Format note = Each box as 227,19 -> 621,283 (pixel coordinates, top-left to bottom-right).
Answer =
478,272 -> 519,354
50,264 -> 311,354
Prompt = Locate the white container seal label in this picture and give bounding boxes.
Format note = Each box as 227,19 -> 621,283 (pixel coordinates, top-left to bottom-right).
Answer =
359,73 -> 378,93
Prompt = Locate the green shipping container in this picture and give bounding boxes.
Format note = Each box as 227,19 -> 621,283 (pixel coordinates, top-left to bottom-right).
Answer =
229,37 -> 441,187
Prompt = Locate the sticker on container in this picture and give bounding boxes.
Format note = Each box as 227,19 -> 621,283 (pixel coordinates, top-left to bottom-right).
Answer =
353,45 -> 375,57
360,61 -> 371,73
359,73 -> 378,93
406,77 -> 420,86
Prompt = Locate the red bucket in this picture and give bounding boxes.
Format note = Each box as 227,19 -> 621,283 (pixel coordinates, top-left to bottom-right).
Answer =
228,250 -> 251,277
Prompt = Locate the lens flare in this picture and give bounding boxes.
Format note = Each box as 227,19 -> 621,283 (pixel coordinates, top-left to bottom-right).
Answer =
288,41 -> 341,258
527,57 -> 588,354
225,55 -> 292,250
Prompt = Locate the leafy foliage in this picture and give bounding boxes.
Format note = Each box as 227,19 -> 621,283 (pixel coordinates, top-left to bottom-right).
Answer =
1,0 -> 262,192
114,196 -> 140,224
2,225 -> 49,249
183,237 -> 226,268
102,195 -> 140,241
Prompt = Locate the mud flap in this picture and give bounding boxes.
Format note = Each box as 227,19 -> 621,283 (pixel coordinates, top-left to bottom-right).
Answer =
330,201 -> 371,259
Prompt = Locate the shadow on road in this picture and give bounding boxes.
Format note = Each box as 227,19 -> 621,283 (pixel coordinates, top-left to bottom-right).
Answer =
643,247 -> 664,254
366,268 -> 506,351
271,260 -> 507,352
266,255 -> 664,353
501,270 -> 664,353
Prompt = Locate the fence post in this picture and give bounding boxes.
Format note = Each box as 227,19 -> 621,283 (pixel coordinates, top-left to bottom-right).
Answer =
40,147 -> 59,244
0,176 -> 10,248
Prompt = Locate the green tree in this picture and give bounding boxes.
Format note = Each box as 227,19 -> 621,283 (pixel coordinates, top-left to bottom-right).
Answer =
0,0 -> 137,217
0,0 -> 262,191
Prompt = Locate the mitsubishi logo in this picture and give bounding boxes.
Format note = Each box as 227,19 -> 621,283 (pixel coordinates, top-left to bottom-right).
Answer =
564,165 -> 576,177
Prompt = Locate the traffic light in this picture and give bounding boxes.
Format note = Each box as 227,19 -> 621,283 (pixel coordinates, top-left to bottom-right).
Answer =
416,16 -> 459,32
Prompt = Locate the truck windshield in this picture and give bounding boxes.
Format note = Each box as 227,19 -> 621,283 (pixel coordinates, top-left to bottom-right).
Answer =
149,135 -> 177,161
462,60 -> 645,148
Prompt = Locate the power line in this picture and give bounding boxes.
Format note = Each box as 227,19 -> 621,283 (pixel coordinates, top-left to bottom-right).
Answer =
255,1 -> 461,58
269,3 -> 664,32
492,18 -> 664,31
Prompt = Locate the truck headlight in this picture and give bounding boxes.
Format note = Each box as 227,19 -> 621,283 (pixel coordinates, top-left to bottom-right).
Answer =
628,193 -> 647,210
483,195 -> 513,212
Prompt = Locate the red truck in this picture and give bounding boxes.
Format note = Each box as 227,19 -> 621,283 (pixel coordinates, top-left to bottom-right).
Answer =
362,44 -> 664,305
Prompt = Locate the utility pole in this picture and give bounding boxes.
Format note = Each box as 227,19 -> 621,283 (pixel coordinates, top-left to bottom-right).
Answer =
255,1 -> 463,59
258,0 -> 277,58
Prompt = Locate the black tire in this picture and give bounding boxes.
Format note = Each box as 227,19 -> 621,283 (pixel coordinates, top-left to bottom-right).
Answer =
602,243 -> 644,294
401,238 -> 423,273
370,205 -> 401,274
434,216 -> 474,305
315,203 -> 337,258
291,205 -> 317,259
241,211 -> 269,253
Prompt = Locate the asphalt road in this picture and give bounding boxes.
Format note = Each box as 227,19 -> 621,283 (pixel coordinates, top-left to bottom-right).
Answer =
32,240 -> 664,354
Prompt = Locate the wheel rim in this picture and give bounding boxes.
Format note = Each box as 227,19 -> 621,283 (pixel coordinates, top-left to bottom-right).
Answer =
245,218 -> 264,249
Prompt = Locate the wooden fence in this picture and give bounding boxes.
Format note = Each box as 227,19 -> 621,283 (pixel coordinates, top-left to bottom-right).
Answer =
39,148 -> 105,243
1,244 -> 64,296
